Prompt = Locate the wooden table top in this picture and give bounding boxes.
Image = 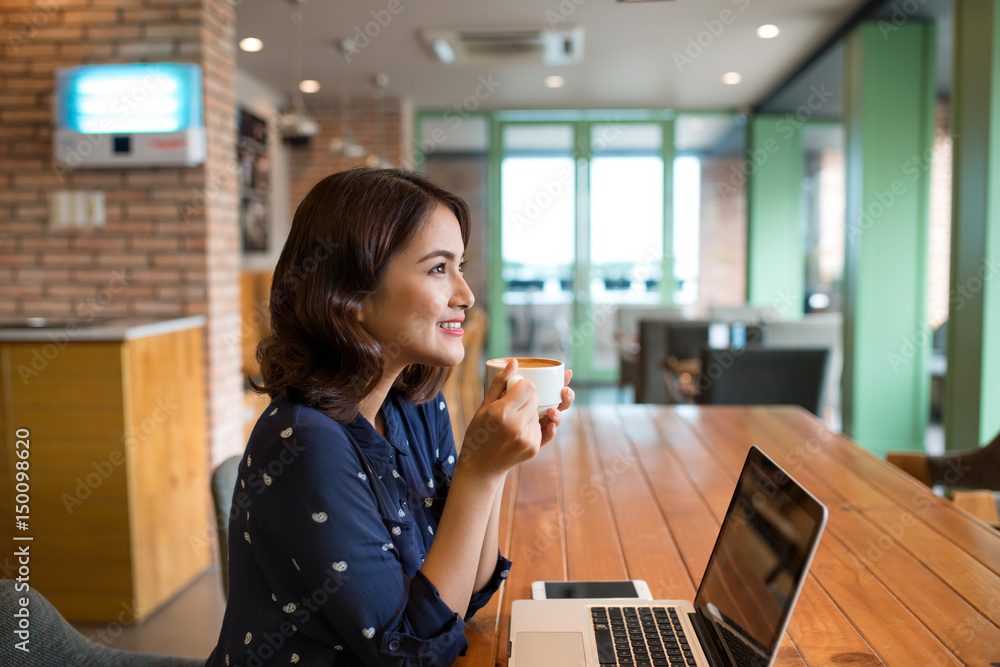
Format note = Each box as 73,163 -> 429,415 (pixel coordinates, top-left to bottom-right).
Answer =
456,405 -> 1000,667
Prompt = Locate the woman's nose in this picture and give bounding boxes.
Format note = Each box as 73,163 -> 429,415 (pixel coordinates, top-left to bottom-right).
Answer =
452,274 -> 474,309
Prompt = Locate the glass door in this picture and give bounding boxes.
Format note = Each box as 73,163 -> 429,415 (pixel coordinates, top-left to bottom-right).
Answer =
587,123 -> 665,376
498,123 -> 576,366
494,118 -> 673,381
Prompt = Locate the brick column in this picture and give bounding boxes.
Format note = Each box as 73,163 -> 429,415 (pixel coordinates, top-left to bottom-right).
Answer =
287,96 -> 415,218
0,0 -> 242,462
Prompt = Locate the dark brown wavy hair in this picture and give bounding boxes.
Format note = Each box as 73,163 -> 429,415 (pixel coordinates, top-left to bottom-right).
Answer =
251,167 -> 471,422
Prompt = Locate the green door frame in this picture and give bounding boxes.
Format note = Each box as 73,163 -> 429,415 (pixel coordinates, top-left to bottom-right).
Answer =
491,115 -> 676,381
416,109 -> 739,383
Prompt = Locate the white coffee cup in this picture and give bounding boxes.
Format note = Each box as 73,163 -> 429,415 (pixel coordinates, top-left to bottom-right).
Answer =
485,357 -> 565,416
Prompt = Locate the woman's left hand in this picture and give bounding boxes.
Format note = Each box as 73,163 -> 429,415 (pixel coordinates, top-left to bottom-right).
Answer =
539,369 -> 574,446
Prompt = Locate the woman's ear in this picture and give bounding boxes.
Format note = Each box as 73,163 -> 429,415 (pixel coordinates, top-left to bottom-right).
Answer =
354,297 -> 368,324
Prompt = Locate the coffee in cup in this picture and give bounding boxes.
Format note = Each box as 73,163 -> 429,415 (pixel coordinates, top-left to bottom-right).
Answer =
485,357 -> 565,416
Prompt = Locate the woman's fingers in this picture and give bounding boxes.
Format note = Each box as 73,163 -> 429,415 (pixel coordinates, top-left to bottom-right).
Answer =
557,386 -> 575,412
554,369 -> 575,412
483,358 -> 518,403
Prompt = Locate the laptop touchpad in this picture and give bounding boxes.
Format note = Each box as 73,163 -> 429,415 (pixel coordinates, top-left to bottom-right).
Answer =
515,632 -> 587,666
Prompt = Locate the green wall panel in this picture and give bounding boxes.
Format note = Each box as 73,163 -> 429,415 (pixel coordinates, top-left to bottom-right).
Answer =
842,21 -> 935,456
746,115 -> 805,318
948,0 -> 1000,449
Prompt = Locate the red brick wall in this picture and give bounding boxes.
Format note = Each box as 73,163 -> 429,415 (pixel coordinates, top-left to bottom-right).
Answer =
697,156 -> 748,313
0,0 -> 242,463
287,96 -> 414,219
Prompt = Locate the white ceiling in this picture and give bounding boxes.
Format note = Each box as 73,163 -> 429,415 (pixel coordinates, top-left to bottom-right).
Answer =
234,0 -> 875,111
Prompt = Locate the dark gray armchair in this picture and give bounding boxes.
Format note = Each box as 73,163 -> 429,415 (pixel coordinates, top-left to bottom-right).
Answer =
211,455 -> 242,599
0,579 -> 202,666
695,346 -> 830,416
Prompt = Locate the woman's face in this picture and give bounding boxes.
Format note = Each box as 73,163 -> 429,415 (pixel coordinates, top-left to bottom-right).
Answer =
359,204 -> 475,376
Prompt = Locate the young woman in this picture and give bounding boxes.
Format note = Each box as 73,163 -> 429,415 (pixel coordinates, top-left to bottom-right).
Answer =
207,167 -> 573,667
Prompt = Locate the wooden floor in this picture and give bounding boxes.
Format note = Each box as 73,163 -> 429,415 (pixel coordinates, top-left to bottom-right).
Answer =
71,564 -> 225,659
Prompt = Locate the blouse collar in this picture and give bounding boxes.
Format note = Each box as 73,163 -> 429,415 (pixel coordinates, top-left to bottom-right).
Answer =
344,391 -> 410,464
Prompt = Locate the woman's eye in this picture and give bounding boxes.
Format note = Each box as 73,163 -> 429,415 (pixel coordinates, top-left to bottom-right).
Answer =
430,263 -> 446,274
458,261 -> 467,273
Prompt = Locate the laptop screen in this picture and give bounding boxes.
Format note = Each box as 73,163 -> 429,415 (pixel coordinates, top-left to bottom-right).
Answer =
693,446 -> 827,665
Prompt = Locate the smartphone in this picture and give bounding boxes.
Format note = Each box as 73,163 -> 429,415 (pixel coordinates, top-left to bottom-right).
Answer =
530,579 -> 653,600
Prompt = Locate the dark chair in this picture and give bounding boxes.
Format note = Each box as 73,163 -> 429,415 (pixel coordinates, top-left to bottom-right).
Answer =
887,430 -> 1000,529
887,432 -> 1000,489
211,455 -> 242,599
695,346 -> 829,416
0,580 -> 202,666
637,321 -> 711,403
636,321 -> 769,404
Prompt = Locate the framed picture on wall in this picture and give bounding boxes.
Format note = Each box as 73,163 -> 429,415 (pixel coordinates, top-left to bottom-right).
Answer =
238,108 -> 269,253
240,195 -> 268,252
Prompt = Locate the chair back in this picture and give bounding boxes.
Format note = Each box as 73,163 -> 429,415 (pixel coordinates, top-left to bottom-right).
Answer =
767,313 -> 842,416
441,308 -> 488,446
211,455 -> 242,598
637,321 -> 710,403
887,430 -> 1000,530
0,580 -> 202,665
460,309 -> 488,425
696,346 -> 830,415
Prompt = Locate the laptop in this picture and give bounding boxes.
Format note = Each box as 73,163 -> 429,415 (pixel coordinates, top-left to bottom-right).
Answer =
508,446 -> 827,667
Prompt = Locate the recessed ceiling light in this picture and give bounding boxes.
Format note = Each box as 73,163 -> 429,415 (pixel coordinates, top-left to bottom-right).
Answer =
299,79 -> 320,94
756,24 -> 780,39
239,37 -> 263,52
431,38 -> 456,64
545,75 -> 565,89
722,72 -> 742,85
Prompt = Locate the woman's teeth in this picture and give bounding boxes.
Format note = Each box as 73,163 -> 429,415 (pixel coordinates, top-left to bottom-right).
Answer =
437,322 -> 461,330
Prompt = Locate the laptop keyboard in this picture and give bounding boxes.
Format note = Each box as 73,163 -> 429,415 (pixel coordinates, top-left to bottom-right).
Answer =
591,606 -> 698,666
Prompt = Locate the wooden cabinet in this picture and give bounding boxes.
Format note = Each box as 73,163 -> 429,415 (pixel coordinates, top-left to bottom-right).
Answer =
0,322 -> 211,622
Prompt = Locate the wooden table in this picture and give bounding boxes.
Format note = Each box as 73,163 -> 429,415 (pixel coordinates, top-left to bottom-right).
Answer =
456,405 -> 1000,666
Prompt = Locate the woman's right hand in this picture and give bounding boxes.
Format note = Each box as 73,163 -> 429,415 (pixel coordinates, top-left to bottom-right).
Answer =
459,359 -> 542,480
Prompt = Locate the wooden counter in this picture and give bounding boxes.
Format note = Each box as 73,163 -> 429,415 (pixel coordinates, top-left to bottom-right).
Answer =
0,317 -> 211,622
